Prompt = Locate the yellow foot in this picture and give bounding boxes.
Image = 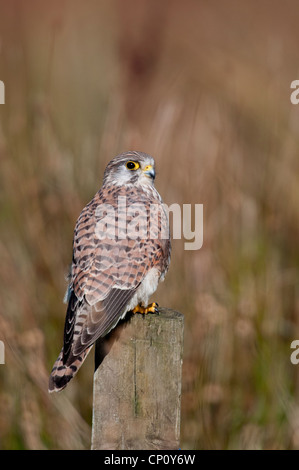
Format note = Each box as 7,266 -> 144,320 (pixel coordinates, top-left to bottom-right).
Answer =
132,302 -> 159,315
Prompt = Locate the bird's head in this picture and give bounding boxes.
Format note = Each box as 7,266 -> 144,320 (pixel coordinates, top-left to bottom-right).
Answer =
103,151 -> 156,187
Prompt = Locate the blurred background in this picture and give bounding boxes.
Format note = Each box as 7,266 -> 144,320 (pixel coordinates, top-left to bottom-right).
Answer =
0,0 -> 299,450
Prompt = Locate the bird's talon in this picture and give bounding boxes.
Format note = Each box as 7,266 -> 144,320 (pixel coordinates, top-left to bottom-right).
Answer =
132,302 -> 159,315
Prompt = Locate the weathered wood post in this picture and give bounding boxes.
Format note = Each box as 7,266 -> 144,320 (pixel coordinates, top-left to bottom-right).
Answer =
91,307 -> 184,450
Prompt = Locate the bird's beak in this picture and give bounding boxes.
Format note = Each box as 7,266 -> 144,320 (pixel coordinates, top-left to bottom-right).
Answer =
143,164 -> 155,180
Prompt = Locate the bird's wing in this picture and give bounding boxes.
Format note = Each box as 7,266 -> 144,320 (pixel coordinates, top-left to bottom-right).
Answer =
63,185 -> 170,363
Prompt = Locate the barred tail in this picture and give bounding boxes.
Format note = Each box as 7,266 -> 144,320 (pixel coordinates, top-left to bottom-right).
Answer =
48,346 -> 92,393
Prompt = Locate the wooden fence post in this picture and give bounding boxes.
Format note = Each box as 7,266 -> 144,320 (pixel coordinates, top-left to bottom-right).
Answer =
91,307 -> 184,450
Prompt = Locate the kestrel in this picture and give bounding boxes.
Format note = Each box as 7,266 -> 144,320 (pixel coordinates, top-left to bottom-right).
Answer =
49,151 -> 171,392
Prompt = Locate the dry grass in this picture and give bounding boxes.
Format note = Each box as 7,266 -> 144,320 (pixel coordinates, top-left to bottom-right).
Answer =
1,0 -> 299,449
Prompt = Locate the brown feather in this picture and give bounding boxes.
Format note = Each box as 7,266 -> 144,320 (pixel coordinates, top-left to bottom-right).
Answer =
49,152 -> 171,392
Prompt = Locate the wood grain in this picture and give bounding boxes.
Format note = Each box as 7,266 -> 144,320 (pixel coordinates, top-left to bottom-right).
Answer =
91,307 -> 184,450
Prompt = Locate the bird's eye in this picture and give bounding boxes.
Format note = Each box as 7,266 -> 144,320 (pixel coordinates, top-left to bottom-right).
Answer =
126,161 -> 140,170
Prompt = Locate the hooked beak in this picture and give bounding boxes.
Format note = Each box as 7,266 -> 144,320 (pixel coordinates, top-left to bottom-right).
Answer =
142,164 -> 155,180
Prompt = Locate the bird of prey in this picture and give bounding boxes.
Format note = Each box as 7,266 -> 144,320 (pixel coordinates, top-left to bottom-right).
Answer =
48,151 -> 171,392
